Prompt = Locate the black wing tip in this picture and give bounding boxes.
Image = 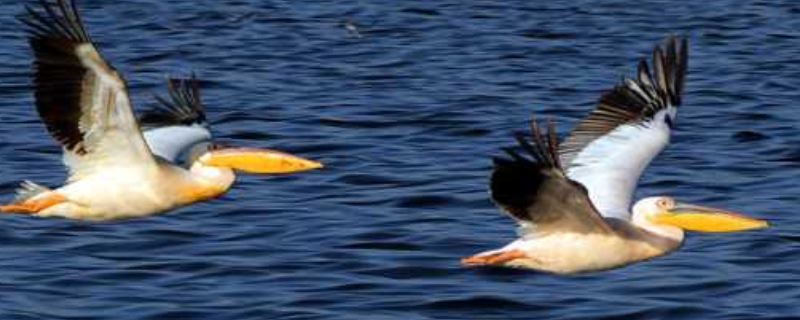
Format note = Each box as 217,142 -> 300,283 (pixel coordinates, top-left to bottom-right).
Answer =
490,118 -> 563,221
559,36 -> 688,167
493,118 -> 560,168
504,117 -> 562,171
24,0 -> 95,155
141,75 -> 208,128
20,0 -> 90,43
598,35 -> 689,120
649,35 -> 688,106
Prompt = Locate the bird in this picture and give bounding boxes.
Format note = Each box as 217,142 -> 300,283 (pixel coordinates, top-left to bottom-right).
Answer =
461,36 -> 768,274
1,0 -> 322,221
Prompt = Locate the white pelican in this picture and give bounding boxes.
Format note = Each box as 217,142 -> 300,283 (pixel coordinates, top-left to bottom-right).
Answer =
1,0 -> 322,221
462,36 -> 768,274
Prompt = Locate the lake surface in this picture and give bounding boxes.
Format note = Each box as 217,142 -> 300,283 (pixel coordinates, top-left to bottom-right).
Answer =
0,0 -> 799,319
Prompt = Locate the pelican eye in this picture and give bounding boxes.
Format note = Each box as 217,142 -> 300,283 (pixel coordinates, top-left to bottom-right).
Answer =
209,143 -> 225,151
656,198 -> 673,210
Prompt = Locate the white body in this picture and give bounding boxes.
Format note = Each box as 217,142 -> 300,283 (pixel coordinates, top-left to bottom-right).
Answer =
34,163 -> 234,221
476,208 -> 685,274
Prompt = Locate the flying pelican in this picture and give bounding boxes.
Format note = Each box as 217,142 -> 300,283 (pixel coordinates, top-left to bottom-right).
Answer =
1,0 -> 322,221
462,36 -> 768,274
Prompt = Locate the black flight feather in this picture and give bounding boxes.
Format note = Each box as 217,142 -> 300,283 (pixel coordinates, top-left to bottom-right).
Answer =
560,36 -> 688,166
491,118 -> 564,223
20,0 -> 95,154
140,75 -> 207,129
491,118 -> 611,235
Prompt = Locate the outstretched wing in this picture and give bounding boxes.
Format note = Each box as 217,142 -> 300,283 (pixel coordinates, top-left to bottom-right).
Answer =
21,0 -> 156,182
491,119 -> 613,238
559,36 -> 688,220
141,76 -> 212,165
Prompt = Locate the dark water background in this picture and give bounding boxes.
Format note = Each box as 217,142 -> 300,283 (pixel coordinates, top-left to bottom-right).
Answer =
1,0 -> 799,319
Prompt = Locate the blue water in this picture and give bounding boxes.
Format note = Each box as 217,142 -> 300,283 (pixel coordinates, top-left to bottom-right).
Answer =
1,0 -> 799,319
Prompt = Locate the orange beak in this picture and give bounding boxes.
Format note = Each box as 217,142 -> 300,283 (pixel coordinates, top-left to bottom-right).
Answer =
653,203 -> 769,232
199,147 -> 323,174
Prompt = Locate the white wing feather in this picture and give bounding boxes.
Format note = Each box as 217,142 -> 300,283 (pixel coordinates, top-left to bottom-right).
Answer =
144,124 -> 212,163
566,109 -> 674,219
22,1 -> 157,183
559,36 -> 687,220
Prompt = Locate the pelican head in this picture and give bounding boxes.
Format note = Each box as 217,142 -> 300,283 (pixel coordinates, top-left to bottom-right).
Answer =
633,196 -> 768,233
180,144 -> 323,200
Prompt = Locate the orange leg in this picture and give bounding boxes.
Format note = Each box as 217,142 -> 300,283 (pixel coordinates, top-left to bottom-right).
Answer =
462,249 -> 527,267
1,193 -> 67,214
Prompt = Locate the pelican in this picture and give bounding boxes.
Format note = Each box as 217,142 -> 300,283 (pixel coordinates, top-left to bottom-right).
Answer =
462,36 -> 768,274
1,0 -> 322,221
